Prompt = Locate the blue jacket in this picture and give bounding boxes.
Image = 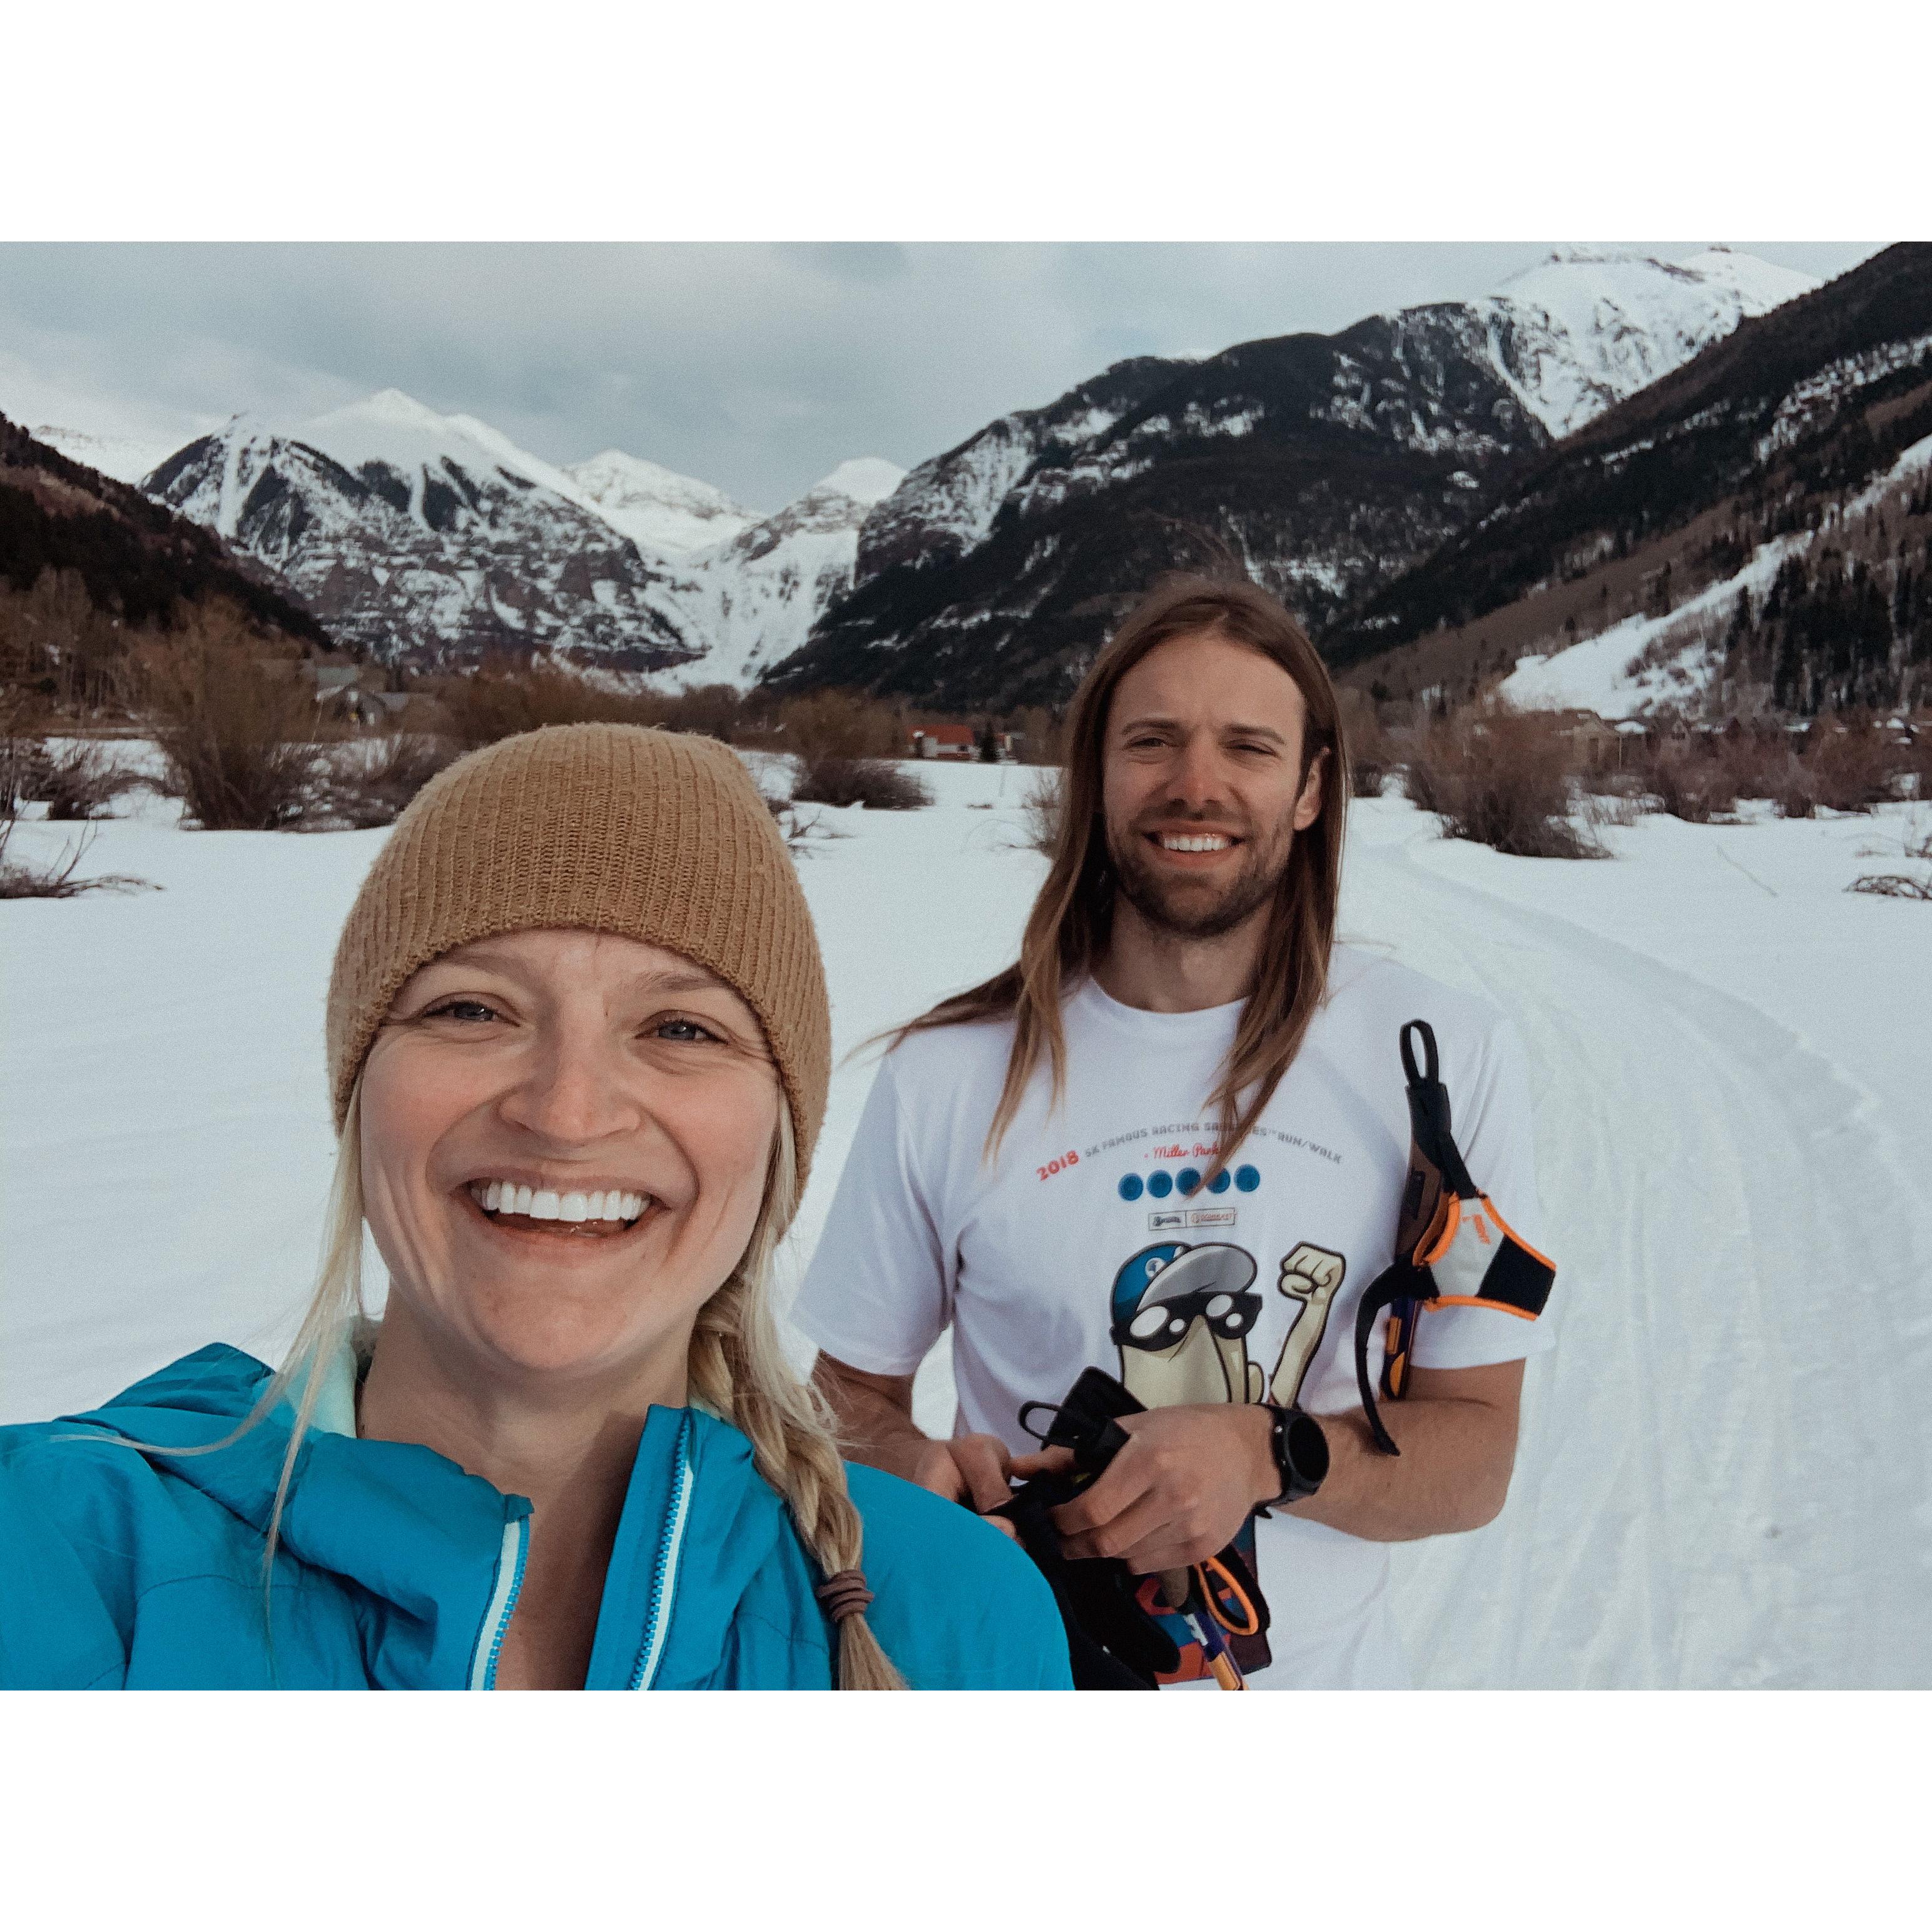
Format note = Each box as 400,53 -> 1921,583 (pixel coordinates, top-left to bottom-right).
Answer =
0,1345 -> 1071,1690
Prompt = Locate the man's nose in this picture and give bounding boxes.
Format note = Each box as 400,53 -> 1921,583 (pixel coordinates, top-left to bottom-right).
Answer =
1167,735 -> 1223,809
499,1027 -> 638,1144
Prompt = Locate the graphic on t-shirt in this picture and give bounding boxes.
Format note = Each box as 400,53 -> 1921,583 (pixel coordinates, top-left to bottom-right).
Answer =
1107,1239 -> 1273,1682
1108,1241 -> 1267,1408
1268,1243 -> 1348,1408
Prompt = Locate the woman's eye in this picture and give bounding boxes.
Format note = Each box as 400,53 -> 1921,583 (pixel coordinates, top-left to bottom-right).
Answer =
426,999 -> 500,1023
651,1016 -> 720,1044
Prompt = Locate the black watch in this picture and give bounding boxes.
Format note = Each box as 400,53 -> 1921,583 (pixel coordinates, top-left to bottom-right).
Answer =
1263,1403 -> 1329,1505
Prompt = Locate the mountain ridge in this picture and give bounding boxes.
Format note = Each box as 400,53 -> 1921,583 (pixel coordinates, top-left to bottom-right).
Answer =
0,411 -> 330,648
1324,243 -> 1932,718
141,400 -> 701,671
765,248 -> 1821,711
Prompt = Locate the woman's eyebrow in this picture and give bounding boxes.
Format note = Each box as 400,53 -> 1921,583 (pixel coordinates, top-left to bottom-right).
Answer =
425,946 -> 731,997
635,968 -> 733,997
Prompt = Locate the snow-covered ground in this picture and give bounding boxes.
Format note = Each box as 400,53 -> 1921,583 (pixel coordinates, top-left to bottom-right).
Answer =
3,763 -> 1927,1686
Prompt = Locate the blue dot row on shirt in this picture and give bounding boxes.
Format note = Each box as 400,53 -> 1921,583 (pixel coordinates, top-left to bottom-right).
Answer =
1119,1166 -> 1261,1202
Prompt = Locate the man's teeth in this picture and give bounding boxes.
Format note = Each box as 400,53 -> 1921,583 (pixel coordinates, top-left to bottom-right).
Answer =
469,1181 -> 648,1223
1159,833 -> 1231,852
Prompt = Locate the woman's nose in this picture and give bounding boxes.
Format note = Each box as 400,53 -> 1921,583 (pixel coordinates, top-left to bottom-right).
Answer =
497,1030 -> 639,1144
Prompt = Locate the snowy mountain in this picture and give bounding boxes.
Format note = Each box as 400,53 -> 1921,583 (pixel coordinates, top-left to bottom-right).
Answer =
128,386 -> 899,684
662,457 -> 905,686
1477,247 -> 1819,439
767,248 -> 1825,711
855,358 -> 1186,580
563,449 -> 758,557
1325,243 -> 1932,718
0,412 -> 330,648
141,390 -> 701,671
29,423 -> 185,487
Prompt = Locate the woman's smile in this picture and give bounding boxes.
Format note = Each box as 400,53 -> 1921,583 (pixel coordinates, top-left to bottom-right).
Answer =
460,1176 -> 659,1245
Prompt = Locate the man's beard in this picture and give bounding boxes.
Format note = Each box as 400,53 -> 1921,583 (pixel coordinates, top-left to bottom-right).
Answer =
1107,813 -> 1296,939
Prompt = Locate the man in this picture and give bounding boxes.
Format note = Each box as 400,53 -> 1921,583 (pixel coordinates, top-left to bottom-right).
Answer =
795,574 -> 1555,1688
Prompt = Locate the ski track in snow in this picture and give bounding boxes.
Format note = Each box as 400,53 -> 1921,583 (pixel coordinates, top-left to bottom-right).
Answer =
2,774 -> 1926,1687
1344,826 -> 1931,1688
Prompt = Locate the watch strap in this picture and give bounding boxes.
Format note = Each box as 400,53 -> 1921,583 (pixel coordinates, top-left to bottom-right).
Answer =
1263,1403 -> 1328,1504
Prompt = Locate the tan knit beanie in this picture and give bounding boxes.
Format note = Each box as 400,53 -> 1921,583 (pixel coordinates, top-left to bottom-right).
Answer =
325,723 -> 830,1191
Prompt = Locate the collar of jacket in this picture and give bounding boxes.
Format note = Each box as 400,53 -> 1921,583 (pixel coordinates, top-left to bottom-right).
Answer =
62,1342 -> 804,1689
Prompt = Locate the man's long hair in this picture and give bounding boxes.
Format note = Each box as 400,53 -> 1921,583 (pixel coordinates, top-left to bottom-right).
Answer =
900,572 -> 1351,1179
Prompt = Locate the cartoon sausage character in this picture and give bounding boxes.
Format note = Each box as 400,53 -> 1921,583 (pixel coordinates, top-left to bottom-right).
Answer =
1109,1241 -> 1266,1408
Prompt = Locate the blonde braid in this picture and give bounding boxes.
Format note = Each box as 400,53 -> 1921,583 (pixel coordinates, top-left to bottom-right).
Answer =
688,1111 -> 907,1690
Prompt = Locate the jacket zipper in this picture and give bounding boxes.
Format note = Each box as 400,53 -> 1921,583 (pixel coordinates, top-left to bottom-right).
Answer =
630,1413 -> 696,1690
469,1515 -> 530,1690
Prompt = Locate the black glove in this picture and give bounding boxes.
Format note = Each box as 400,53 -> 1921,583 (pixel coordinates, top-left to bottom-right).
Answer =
989,1368 -> 1179,1690
994,1460 -> 1179,1689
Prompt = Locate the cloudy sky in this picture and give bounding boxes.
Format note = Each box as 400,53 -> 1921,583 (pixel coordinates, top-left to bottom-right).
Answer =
0,241 -> 1885,511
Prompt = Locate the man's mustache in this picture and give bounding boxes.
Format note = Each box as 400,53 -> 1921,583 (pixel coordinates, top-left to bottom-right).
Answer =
1126,809 -> 1254,836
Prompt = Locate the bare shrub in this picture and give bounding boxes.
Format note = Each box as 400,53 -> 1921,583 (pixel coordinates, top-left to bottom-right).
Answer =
1712,729 -> 1801,805
435,660 -> 664,748
0,818 -> 153,898
1851,872 -> 1932,900
1638,737 -> 1739,823
1580,788 -> 1642,831
0,567 -> 133,716
131,608 -> 325,831
1849,816 -> 1932,897
1401,704 -> 1605,858
1,706 -> 36,817
1898,730 -> 1932,802
318,733 -> 465,828
1013,766 -> 1064,855
1800,720 -> 1908,815
10,738 -> 134,820
773,689 -> 907,765
1006,704 -> 1063,766
793,755 -> 931,811
1337,686 -> 1395,798
433,663 -> 761,751
654,681 -> 751,741
767,797 -> 852,858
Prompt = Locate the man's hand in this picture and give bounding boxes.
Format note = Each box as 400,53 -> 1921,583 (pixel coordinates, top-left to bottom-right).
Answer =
1011,1403 -> 1278,1574
810,1351 -> 1019,1535
903,1432 -> 1018,1512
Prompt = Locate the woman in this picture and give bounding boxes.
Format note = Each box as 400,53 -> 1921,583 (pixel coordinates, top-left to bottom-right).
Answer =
0,723 -> 1069,1689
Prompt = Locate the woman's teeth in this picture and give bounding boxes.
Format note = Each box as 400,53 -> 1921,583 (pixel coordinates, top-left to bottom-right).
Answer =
468,1181 -> 648,1224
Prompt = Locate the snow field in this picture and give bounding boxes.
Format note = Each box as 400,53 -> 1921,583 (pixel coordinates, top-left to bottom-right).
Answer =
2,763 -> 1926,1685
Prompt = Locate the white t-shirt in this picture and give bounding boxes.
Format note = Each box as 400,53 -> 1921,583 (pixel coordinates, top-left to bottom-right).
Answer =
794,945 -> 1555,1689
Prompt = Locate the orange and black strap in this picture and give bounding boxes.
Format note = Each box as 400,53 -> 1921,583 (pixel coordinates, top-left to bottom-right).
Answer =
1401,1020 -> 1477,1201
1355,1257 -> 1426,1456
1357,1020 -> 1554,1455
